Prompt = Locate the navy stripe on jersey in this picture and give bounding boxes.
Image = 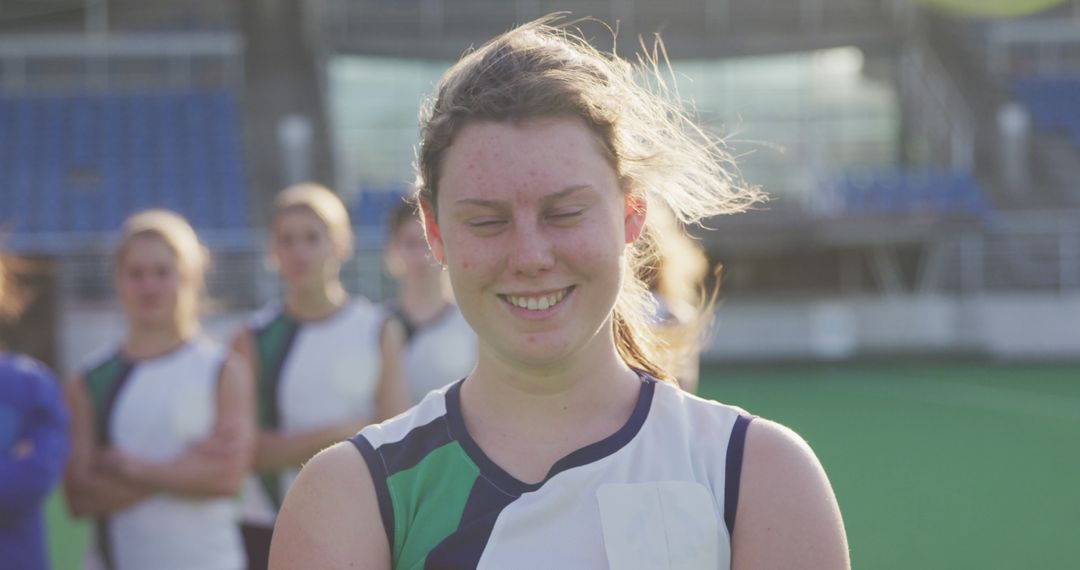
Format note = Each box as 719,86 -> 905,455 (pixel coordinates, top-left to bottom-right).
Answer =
724,413 -> 754,536
547,378 -> 654,478
349,435 -> 396,549
377,415 -> 453,477
444,376 -> 656,496
424,478 -> 516,569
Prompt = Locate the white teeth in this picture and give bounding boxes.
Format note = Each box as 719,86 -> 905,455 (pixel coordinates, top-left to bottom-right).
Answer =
506,288 -> 569,311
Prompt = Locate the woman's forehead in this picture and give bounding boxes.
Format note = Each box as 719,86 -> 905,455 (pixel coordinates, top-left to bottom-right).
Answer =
274,205 -> 328,231
122,234 -> 176,263
440,118 -> 615,200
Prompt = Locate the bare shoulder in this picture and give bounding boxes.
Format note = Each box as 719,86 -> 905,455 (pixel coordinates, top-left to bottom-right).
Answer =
269,442 -> 390,570
731,418 -> 850,570
743,418 -> 819,473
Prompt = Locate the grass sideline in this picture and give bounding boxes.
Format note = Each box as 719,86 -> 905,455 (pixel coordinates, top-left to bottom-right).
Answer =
698,362 -> 1080,569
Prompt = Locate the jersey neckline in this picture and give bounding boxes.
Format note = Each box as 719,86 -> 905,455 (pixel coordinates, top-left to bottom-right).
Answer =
443,372 -> 657,497
118,337 -> 195,364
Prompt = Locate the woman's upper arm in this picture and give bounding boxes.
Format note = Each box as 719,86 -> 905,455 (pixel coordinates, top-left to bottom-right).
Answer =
269,441 -> 391,570
214,351 -> 256,456
731,418 -> 850,570
62,375 -> 97,507
63,375 -> 94,476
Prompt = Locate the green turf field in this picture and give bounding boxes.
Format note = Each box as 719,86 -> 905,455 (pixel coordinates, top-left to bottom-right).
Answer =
697,362 -> 1080,569
46,362 -> 1079,569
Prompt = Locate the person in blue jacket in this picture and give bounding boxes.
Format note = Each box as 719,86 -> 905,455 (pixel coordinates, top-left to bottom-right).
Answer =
0,254 -> 71,570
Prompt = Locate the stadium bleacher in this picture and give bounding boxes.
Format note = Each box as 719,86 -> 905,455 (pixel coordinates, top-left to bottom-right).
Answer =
823,168 -> 993,221
0,89 -> 249,247
1010,76 -> 1080,147
349,186 -> 409,231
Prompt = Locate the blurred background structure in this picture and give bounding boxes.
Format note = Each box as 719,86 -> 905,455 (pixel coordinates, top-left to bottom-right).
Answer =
1,1 -> 1078,568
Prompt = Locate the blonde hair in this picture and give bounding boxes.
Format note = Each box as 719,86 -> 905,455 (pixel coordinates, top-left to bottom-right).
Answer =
274,183 -> 354,256
0,255 -> 23,320
116,210 -> 209,336
416,17 -> 764,382
639,203 -> 712,381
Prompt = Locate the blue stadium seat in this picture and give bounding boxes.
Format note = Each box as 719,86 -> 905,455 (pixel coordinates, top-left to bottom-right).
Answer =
1011,76 -> 1080,146
0,89 -> 250,249
823,168 -> 992,222
350,186 -> 410,231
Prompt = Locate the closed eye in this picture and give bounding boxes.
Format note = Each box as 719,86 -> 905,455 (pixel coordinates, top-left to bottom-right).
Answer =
464,215 -> 505,231
547,209 -> 585,223
467,218 -> 506,228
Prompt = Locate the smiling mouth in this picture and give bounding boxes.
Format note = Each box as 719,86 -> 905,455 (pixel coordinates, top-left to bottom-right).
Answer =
500,286 -> 573,311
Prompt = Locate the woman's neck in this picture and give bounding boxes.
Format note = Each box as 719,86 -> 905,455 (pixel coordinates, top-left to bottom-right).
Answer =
285,280 -> 348,320
123,322 -> 189,360
398,277 -> 449,325
459,332 -> 643,484
464,330 -> 641,436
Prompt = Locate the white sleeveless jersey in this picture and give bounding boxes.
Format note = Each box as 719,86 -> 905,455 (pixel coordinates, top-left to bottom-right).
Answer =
351,375 -> 753,570
81,339 -> 244,570
242,299 -> 386,525
398,304 -> 477,403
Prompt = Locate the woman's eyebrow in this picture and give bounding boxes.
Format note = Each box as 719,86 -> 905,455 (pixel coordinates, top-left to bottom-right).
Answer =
453,185 -> 594,208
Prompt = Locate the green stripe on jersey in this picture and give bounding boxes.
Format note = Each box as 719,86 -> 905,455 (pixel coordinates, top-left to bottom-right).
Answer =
388,441 -> 479,569
253,313 -> 299,509
85,354 -> 125,414
254,314 -> 297,428
84,354 -> 128,444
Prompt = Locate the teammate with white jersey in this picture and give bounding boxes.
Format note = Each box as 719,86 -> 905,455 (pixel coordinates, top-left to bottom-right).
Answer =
271,18 -> 849,570
64,210 -> 255,570
383,201 -> 477,403
233,184 -> 410,569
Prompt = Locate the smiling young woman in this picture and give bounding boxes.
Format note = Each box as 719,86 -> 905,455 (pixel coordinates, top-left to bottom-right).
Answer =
270,18 -> 849,570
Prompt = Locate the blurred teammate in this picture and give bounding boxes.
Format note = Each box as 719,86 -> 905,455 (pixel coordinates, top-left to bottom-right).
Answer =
0,254 -> 70,570
383,200 -> 477,403
64,210 -> 254,569
271,18 -> 849,569
233,183 -> 409,569
640,202 -> 712,393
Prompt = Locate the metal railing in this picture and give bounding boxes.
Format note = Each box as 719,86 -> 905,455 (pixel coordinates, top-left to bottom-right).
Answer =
51,227 -> 395,312
41,208 -> 1080,318
982,15 -> 1080,76
0,32 -> 244,91
306,0 -> 910,53
960,210 -> 1080,293
899,41 -> 976,172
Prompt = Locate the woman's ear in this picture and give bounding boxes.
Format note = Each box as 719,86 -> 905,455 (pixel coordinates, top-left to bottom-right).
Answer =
419,197 -> 446,265
624,193 -> 647,244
